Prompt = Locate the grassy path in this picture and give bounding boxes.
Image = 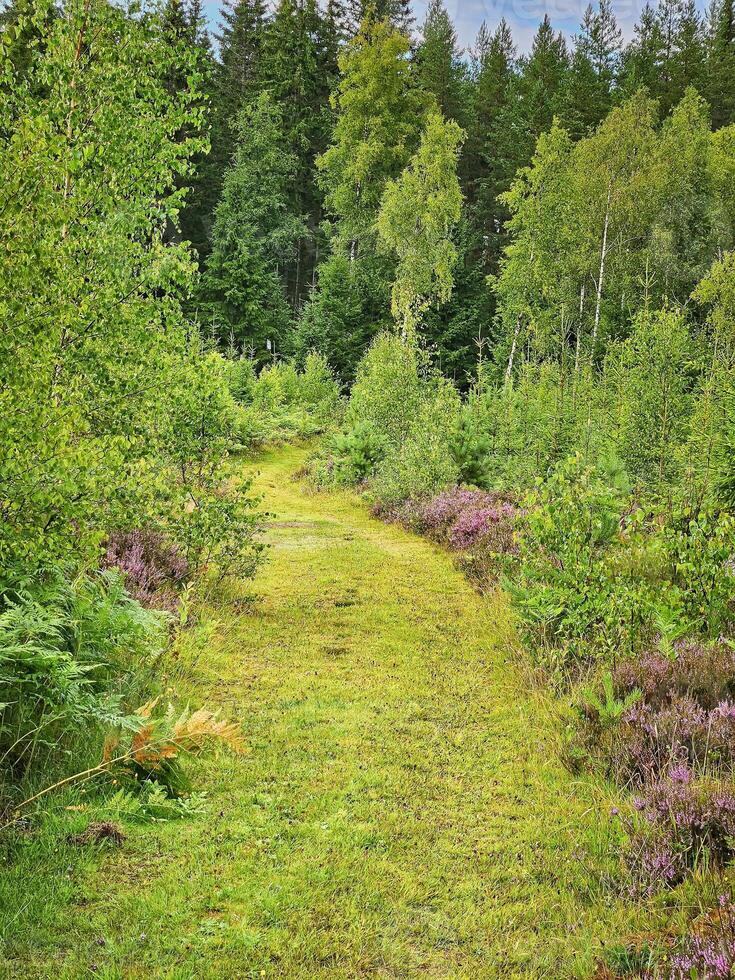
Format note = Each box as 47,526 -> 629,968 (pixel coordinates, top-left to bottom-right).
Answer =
5,445 -> 643,979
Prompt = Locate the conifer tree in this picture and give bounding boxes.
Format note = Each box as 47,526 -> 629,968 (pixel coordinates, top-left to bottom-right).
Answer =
618,3 -> 666,96
202,0 -> 267,246
707,0 -> 735,127
414,0 -> 466,124
565,0 -> 621,135
203,94 -> 307,357
467,19 -> 516,272
260,0 -> 338,306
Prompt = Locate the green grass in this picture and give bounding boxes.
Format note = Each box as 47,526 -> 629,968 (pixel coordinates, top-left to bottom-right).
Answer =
1,445 -> 662,978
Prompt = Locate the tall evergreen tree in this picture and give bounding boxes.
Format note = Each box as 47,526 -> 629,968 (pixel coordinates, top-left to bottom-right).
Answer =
706,0 -> 735,127
467,19 -> 516,258
618,3 -> 666,96
203,94 -> 307,357
201,0 -> 267,252
565,0 -> 622,135
260,0 -> 338,306
414,0 -> 466,124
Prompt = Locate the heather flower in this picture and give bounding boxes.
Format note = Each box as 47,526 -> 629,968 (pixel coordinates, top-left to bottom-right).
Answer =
664,900 -> 735,979
614,641 -> 735,712
103,529 -> 188,611
627,774 -> 735,895
387,486 -> 519,588
449,504 -> 515,550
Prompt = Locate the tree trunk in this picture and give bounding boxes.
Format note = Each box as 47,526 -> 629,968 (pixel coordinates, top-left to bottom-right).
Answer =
505,315 -> 522,382
294,238 -> 301,310
592,185 -> 611,360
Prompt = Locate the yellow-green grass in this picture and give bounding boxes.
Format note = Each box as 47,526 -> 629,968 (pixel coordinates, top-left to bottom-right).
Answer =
1,445 -> 661,978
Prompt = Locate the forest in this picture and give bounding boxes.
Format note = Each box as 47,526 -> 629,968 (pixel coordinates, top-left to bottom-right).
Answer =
1,0 -> 735,974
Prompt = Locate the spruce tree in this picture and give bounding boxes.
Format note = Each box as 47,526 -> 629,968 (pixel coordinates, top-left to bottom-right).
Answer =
618,4 -> 666,97
565,0 -> 621,136
414,0 -> 466,124
465,19 -> 516,284
203,94 -> 307,357
205,0 -> 267,240
707,0 -> 735,127
259,0 -> 337,306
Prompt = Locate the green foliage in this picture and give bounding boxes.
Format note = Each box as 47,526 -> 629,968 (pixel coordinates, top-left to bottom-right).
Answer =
377,110 -> 465,336
346,333 -> 428,451
0,0 -> 264,813
449,406 -> 491,487
317,14 -> 429,255
507,455 -> 645,664
371,378 -> 461,504
414,0 -> 467,124
583,671 -> 641,727
102,784 -> 208,822
294,251 -> 393,384
611,310 -> 698,494
661,507 -> 735,635
328,422 -> 387,484
202,92 -> 306,358
0,567 -> 166,806
321,332 -> 461,504
0,0 -> 207,570
231,353 -> 342,447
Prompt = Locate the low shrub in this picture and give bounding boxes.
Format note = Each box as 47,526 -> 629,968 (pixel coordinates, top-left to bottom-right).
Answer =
661,508 -> 735,637
228,352 -> 342,448
370,378 -> 461,505
0,567 -> 167,809
329,422 -> 387,486
385,486 -> 519,589
623,768 -> 735,895
505,455 -> 651,666
103,529 -> 188,612
576,640 -> 735,786
662,897 -> 735,979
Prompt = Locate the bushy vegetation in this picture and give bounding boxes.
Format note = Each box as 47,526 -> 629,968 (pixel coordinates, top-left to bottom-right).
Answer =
227,352 -> 342,447
0,0 -> 262,826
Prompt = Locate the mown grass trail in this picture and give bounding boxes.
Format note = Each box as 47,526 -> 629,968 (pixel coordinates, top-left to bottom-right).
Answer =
4,445 -> 646,979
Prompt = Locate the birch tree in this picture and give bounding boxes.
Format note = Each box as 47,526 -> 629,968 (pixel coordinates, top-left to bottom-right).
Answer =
377,111 -> 464,338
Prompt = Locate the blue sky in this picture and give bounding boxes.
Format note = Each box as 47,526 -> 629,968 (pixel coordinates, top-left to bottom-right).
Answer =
200,0 -> 695,54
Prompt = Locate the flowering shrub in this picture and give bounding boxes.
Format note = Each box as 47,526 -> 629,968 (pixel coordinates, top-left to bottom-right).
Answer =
602,641 -> 735,783
619,767 -> 735,899
635,768 -> 735,866
615,641 -> 735,712
449,502 -> 517,551
664,897 -> 735,979
103,529 -> 188,612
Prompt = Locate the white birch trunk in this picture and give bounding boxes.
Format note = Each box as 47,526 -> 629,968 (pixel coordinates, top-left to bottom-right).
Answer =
592,186 -> 611,359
